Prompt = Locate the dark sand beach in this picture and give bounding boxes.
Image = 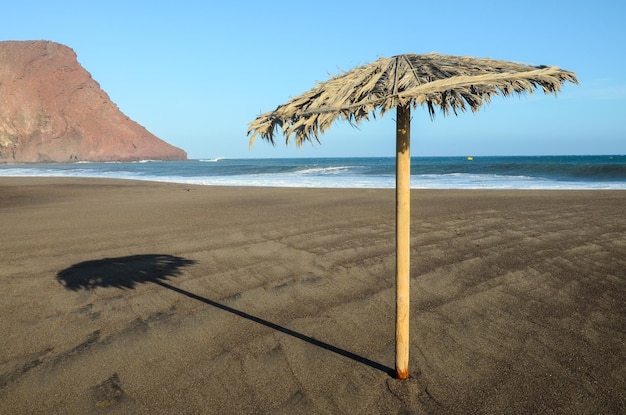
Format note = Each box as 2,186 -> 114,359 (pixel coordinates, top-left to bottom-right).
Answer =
1,177 -> 625,414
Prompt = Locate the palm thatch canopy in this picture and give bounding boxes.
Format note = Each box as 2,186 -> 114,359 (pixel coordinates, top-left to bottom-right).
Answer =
248,53 -> 578,146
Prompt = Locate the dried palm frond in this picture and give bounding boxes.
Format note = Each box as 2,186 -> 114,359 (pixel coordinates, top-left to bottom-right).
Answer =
248,53 -> 578,147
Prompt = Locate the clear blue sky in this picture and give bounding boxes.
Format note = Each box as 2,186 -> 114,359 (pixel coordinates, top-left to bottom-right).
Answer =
3,1 -> 625,159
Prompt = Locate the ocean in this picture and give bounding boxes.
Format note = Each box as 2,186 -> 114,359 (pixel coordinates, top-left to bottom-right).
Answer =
1,155 -> 625,190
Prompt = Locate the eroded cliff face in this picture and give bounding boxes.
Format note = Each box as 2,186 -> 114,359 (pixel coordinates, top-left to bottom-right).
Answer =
0,40 -> 187,163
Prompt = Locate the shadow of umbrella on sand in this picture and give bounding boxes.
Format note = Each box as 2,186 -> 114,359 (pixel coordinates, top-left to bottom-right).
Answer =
248,53 -> 578,379
56,254 -> 394,376
56,254 -> 196,291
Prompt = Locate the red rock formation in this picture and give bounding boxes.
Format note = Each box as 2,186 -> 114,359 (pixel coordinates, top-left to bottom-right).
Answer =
0,40 -> 187,163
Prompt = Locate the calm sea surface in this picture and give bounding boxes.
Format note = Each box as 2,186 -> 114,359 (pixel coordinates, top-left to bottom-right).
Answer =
1,156 -> 625,189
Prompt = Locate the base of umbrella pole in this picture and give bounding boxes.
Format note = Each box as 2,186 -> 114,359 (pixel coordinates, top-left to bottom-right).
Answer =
395,105 -> 411,380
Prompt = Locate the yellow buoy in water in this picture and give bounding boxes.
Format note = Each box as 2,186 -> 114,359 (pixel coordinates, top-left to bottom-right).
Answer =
467,156 -> 473,161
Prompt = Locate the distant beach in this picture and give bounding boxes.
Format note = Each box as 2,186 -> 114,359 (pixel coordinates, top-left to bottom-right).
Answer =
1,177 -> 625,414
1,155 -> 625,189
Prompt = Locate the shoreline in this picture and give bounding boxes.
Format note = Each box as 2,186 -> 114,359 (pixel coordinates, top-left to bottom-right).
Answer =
2,155 -> 626,191
2,175 -> 626,191
1,177 -> 625,414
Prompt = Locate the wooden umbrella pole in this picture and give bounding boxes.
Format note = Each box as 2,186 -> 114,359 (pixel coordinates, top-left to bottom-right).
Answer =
395,104 -> 411,379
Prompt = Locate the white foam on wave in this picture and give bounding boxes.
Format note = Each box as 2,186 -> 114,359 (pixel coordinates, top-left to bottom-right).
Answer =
149,172 -> 393,189
296,166 -> 356,175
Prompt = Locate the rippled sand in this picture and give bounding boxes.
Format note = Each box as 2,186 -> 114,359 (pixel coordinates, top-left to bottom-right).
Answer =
1,178 -> 624,414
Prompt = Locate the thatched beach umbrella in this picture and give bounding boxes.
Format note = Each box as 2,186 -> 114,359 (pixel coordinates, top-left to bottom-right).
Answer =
248,53 -> 577,379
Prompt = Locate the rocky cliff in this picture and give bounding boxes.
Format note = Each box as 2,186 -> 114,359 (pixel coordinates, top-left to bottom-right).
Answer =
0,40 -> 187,163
